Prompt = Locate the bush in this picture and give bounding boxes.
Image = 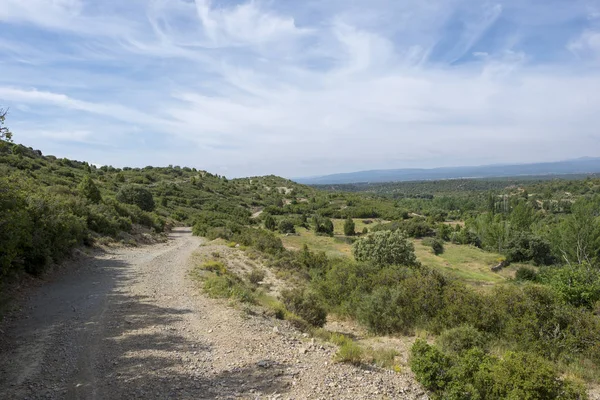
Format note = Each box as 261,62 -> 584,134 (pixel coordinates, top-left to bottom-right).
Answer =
116,184 -> 155,211
410,340 -> 452,392
344,216 -> 355,236
423,237 -> 444,255
436,325 -> 488,354
515,266 -> 537,282
78,175 -> 102,203
410,341 -> 587,400
264,214 -> 276,231
352,230 -> 419,267
313,216 -> 334,236
335,340 -> 363,365
278,219 -> 296,234
538,264 -> 600,309
281,288 -> 327,327
247,269 -> 266,284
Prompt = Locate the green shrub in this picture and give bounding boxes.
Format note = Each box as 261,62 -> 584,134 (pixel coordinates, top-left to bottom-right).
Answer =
264,214 -> 276,231
247,269 -> 266,284
281,288 -> 327,327
344,216 -> 355,236
436,325 -> 488,355
116,184 -> 155,211
423,237 -> 444,255
201,260 -> 227,274
538,264 -> 600,309
78,175 -> 102,203
411,341 -> 587,400
515,266 -> 537,282
352,230 -> 419,267
410,340 -> 452,392
335,340 -> 363,365
278,219 -> 295,234
203,273 -> 254,303
474,351 -> 586,400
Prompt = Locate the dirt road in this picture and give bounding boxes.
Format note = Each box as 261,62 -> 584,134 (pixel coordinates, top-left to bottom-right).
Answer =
0,228 -> 426,399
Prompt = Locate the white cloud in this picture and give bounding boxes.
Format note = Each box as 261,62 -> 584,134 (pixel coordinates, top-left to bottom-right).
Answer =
569,30 -> 600,60
1,0 -> 599,177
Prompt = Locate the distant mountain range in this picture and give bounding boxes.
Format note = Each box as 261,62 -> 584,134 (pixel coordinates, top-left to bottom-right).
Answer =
295,157 -> 600,185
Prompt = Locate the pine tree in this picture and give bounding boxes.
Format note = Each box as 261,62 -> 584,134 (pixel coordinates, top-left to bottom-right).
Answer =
344,216 -> 356,236
264,214 -> 276,231
78,175 -> 102,204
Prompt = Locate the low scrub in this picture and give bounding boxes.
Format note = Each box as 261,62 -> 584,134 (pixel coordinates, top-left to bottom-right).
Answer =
410,340 -> 587,400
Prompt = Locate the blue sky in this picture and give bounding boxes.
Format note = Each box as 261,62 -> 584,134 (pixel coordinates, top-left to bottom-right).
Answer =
0,0 -> 599,178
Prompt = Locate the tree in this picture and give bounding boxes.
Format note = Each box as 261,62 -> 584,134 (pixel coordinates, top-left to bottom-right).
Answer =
352,230 -> 419,267
313,216 -> 334,236
0,108 -> 13,149
557,199 -> 600,265
278,219 -> 295,234
264,214 -> 276,231
116,185 -> 155,211
344,216 -> 355,236
78,175 -> 102,204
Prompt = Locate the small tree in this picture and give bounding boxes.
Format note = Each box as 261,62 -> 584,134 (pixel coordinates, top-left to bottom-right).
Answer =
344,216 -> 356,236
352,230 -> 419,267
278,219 -> 295,234
0,108 -> 12,142
78,175 -> 102,204
116,185 -> 155,211
264,214 -> 276,231
313,216 -> 334,237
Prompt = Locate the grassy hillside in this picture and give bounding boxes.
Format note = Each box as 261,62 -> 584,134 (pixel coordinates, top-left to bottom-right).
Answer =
0,142 -> 313,282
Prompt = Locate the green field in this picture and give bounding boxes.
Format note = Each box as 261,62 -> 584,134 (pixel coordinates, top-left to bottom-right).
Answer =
281,219 -> 525,285
280,227 -> 352,258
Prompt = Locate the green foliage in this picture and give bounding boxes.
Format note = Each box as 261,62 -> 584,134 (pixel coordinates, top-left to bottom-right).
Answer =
247,269 -> 266,284
515,266 -> 538,282
281,288 -> 327,327
278,219 -> 296,234
0,108 -> 11,143
352,230 -> 419,267
78,175 -> 102,203
411,341 -> 587,400
538,264 -> 600,309
343,216 -> 355,236
264,214 -> 276,231
424,237 -> 445,255
313,215 -> 334,236
334,340 -> 364,365
436,325 -> 488,355
410,340 -> 453,392
116,184 -> 155,211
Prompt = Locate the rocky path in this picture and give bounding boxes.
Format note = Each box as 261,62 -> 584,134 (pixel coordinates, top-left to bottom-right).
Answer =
0,228 -> 426,399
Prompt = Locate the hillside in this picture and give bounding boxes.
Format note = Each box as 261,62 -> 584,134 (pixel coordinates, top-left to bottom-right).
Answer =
0,142 -> 313,282
296,157 -> 600,184
2,141 -> 600,399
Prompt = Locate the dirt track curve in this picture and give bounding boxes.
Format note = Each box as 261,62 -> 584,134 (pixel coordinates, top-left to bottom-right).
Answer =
0,228 -> 427,400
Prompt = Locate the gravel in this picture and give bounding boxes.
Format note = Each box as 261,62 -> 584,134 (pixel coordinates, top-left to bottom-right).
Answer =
0,228 -> 428,400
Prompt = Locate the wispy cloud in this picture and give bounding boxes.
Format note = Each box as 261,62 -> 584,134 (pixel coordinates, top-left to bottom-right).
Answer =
0,0 -> 599,177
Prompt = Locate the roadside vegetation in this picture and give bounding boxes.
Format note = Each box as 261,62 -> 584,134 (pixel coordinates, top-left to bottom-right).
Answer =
3,114 -> 600,398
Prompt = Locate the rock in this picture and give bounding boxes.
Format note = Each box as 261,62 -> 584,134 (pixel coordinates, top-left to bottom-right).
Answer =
257,360 -> 271,369
299,347 -> 308,355
273,326 -> 280,334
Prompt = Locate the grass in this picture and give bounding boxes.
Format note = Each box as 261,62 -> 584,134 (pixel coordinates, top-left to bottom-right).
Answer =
413,239 -> 526,286
331,218 -> 388,235
279,227 -> 352,258
281,223 -> 524,286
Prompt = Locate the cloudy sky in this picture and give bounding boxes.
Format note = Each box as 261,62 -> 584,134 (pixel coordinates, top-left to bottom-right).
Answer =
0,0 -> 599,178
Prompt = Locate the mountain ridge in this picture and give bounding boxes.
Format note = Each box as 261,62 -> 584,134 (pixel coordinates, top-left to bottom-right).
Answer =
295,157 -> 600,184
